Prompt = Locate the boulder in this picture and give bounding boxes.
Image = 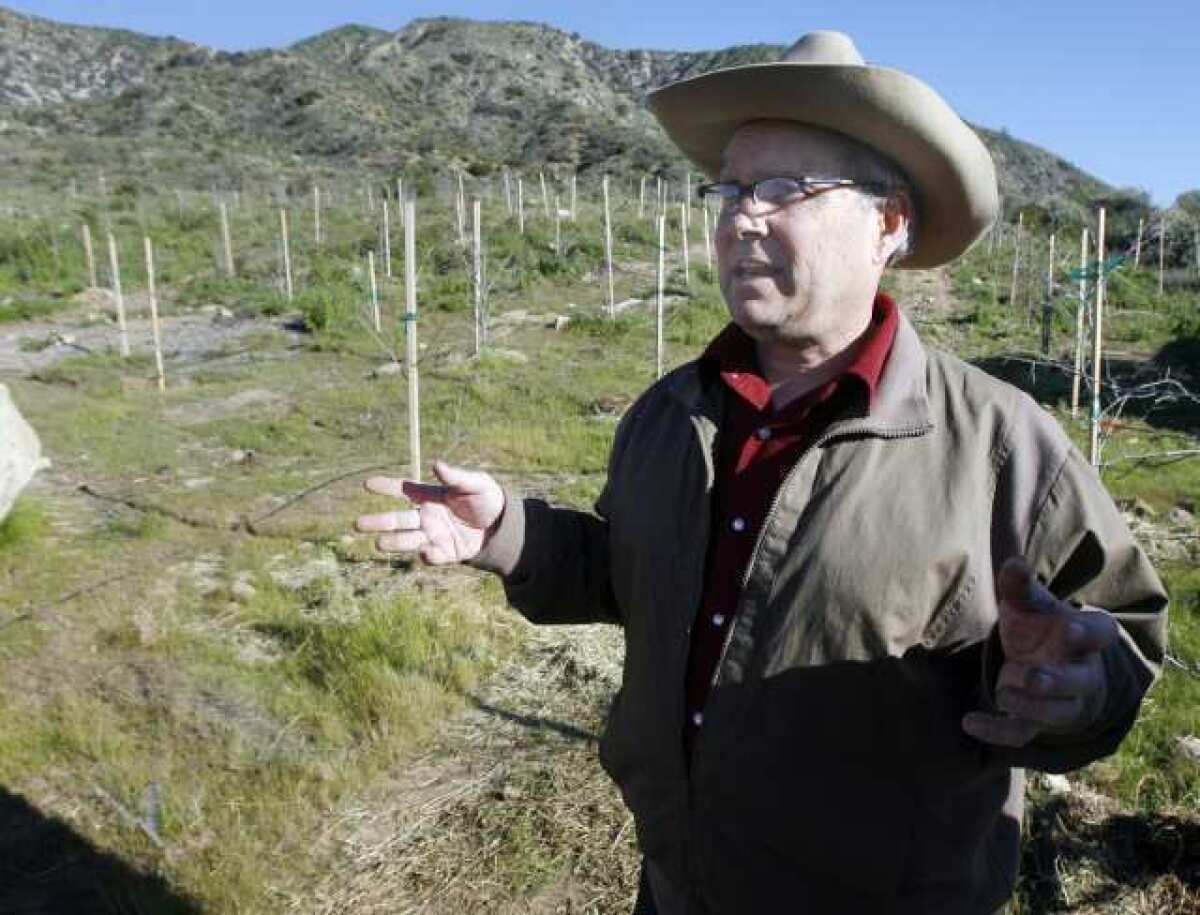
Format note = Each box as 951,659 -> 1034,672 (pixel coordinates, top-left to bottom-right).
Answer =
0,384 -> 47,522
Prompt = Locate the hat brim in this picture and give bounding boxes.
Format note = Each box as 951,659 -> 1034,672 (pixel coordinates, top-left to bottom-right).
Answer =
648,63 -> 998,268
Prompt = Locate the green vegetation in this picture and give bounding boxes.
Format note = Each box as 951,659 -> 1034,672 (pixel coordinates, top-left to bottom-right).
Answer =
0,171 -> 1196,914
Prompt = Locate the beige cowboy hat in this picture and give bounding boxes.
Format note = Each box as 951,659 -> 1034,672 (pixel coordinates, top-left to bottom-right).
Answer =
647,31 -> 998,268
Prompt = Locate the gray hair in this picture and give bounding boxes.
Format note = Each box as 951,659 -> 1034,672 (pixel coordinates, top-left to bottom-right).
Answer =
854,151 -> 918,267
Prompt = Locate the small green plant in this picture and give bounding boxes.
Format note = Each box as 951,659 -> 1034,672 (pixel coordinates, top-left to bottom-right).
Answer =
0,498 -> 48,550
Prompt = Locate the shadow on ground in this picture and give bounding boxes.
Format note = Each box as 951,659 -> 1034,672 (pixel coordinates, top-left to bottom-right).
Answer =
0,786 -> 200,915
1019,794 -> 1200,913
973,335 -> 1200,437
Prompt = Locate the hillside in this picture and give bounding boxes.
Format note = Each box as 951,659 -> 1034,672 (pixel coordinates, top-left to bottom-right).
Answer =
0,7 -> 1135,224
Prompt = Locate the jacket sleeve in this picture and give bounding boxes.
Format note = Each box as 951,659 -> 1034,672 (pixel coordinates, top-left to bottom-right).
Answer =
982,444 -> 1169,773
468,400 -> 645,626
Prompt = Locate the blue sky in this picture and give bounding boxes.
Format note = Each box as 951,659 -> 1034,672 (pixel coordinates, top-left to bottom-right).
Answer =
10,0 -> 1198,207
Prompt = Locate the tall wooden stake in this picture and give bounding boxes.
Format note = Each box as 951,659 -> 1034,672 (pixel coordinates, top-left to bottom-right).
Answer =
1009,211 -> 1023,310
280,209 -> 294,302
367,251 -> 381,333
143,236 -> 165,392
106,230 -> 130,358
455,172 -> 466,247
382,200 -> 393,278
1041,232 -> 1056,356
473,199 -> 484,355
553,195 -> 562,256
639,176 -> 646,220
1071,228 -> 1088,419
1158,219 -> 1166,295
82,223 -> 97,287
656,213 -> 666,379
539,170 -> 550,220
219,198 -> 235,276
404,199 -> 421,481
314,185 -> 322,249
517,178 -> 525,235
1133,217 -> 1143,267
1089,209 -> 1106,467
602,175 -> 615,317
702,199 -> 713,270
680,202 -> 690,286
503,170 -> 512,215
570,173 -> 577,221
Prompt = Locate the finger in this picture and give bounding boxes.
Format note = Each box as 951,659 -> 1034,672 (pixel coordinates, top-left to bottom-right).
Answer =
376,530 -> 428,553
420,543 -> 455,565
401,481 -> 450,504
997,658 -> 1098,699
995,687 -> 1084,729
364,476 -> 409,498
961,711 -> 1042,748
354,509 -> 421,533
432,460 -> 492,493
1062,607 -> 1119,661
996,556 -> 1058,616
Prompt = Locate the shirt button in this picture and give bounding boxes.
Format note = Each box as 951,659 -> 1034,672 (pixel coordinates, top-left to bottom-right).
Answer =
731,517 -> 746,532
756,426 -> 772,441
691,711 -> 704,727
712,613 -> 726,627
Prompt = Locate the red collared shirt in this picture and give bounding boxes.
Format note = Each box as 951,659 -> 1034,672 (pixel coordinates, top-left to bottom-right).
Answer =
683,292 -> 899,750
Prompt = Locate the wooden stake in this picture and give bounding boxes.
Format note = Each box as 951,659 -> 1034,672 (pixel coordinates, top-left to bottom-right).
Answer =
639,176 -> 646,220
280,209 -> 294,302
1133,217 -> 1143,267
455,172 -> 466,247
701,200 -> 713,271
503,170 -> 512,215
219,198 -> 235,276
1089,209 -> 1106,467
1071,228 -> 1088,419
602,175 -> 615,317
106,230 -> 130,358
382,199 -> 393,278
680,202 -> 690,286
570,173 -> 577,221
539,170 -> 550,220
143,236 -> 165,392
553,194 -> 562,256
82,223 -> 97,287
473,198 -> 483,356
404,199 -> 421,481
517,178 -> 525,235
1158,219 -> 1166,295
1008,212 -> 1023,310
656,213 -> 666,379
367,250 -> 381,333
314,185 -> 322,249
1041,232 -> 1056,356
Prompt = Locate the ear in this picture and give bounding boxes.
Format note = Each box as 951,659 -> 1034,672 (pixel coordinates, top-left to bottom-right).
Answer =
873,192 -> 914,266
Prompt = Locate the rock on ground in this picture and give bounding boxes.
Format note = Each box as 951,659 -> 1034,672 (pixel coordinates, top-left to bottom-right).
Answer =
0,383 -> 48,521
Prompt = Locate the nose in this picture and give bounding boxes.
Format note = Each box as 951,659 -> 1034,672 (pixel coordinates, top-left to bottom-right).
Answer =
726,196 -> 770,239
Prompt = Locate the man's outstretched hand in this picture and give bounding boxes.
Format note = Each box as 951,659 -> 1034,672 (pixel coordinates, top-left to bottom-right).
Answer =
355,460 -> 505,565
962,556 -> 1120,748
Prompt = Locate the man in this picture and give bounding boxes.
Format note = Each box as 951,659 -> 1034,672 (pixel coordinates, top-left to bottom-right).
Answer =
356,32 -> 1168,914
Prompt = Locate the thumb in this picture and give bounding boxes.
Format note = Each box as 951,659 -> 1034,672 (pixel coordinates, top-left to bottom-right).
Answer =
996,556 -> 1053,615
432,460 -> 492,494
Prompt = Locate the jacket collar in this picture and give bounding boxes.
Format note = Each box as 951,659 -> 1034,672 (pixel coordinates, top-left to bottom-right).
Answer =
666,309 -> 934,438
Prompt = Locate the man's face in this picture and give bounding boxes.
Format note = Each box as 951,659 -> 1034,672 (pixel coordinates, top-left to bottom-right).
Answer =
715,121 -> 891,351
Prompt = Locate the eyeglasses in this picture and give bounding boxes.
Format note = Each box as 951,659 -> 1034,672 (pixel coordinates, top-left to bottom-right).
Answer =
696,176 -> 889,213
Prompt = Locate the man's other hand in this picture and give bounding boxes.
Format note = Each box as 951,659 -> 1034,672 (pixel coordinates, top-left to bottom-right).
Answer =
962,556 -> 1119,748
355,460 -> 505,565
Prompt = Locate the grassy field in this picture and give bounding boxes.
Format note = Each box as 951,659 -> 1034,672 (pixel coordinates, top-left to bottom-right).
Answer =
1,186 -> 1197,913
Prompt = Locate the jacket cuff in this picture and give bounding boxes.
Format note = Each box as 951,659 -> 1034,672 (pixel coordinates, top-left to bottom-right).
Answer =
467,487 -> 525,578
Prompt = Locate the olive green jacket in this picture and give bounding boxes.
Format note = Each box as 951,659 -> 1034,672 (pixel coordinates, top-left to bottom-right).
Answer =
472,314 -> 1168,915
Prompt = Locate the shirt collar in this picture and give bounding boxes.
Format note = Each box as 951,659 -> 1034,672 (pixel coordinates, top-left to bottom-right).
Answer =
701,291 -> 899,414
